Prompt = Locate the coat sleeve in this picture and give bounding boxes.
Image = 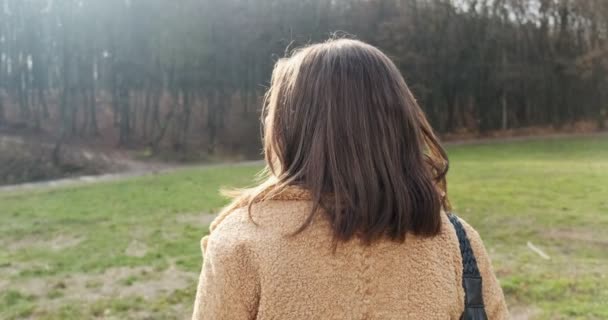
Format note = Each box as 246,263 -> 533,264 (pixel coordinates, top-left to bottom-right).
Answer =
192,225 -> 260,320
460,219 -> 510,320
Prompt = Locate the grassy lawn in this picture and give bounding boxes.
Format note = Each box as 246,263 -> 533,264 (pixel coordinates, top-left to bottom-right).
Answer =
1,136 -> 607,319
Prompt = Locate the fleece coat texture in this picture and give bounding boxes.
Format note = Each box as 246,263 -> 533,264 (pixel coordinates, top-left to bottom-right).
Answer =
192,186 -> 509,320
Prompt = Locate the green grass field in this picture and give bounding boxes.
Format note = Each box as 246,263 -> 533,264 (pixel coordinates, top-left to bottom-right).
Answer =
1,136 -> 607,319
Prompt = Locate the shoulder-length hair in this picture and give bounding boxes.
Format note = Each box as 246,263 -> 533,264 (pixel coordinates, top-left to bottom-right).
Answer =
229,38 -> 449,243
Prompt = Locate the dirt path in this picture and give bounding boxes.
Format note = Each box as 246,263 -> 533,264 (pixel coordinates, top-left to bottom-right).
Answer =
1,131 -> 605,194
0,160 -> 264,194
443,130 -> 608,146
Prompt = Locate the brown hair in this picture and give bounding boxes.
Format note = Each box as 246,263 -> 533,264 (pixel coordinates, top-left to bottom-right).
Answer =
233,38 -> 449,243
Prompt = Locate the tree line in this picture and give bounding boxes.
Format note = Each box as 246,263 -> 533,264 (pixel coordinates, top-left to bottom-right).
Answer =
0,0 -> 606,157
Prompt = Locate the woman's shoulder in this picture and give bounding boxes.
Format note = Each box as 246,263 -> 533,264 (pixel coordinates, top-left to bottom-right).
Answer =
201,198 -> 314,255
443,213 -> 486,251
437,213 -> 489,261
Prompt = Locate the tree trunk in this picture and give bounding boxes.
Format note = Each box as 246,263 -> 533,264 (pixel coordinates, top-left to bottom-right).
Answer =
501,92 -> 507,131
0,89 -> 5,126
142,85 -> 152,139
89,86 -> 98,136
151,106 -> 174,153
119,86 -> 131,146
206,89 -> 217,154
39,88 -> 49,119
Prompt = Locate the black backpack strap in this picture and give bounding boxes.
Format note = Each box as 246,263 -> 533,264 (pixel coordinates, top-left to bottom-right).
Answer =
448,213 -> 488,320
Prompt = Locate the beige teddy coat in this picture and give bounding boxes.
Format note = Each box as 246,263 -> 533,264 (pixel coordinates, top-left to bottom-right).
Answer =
192,186 -> 509,319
